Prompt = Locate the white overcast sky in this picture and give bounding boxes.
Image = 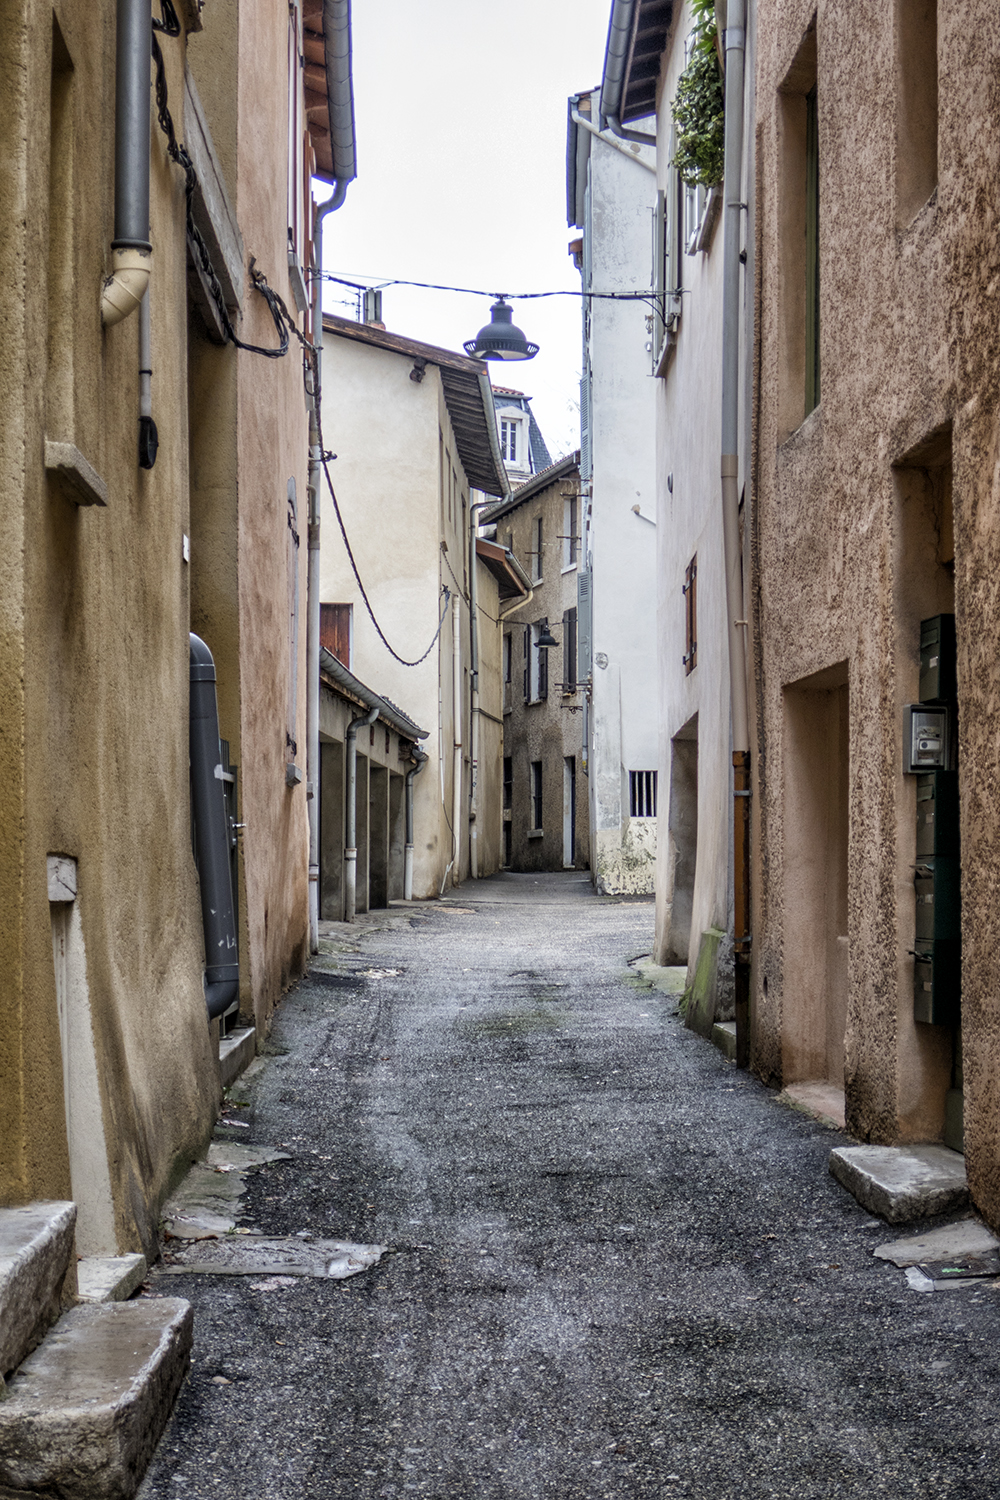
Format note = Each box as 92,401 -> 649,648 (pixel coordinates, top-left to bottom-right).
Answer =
318,0 -> 614,463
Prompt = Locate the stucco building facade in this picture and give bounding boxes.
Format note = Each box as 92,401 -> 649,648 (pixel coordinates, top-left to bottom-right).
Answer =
487,456 -> 590,874
0,0 -> 346,1280
751,0 -> 1000,1223
319,315 -> 517,903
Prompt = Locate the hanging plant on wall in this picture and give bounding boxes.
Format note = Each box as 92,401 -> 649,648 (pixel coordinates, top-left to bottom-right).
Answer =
671,0 -> 725,187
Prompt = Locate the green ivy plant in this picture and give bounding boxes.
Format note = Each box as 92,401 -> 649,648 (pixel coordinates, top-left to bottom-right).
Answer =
670,0 -> 725,187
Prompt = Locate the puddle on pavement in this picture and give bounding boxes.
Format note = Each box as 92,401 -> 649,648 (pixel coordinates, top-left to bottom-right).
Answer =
462,1007 -> 565,1039
159,1235 -> 385,1281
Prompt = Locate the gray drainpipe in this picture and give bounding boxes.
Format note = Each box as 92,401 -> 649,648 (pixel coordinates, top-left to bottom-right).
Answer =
189,635 -> 239,1020
404,748 -> 429,900
344,702 -> 379,922
719,1 -> 751,1066
101,0 -> 152,326
600,0 -> 657,146
307,0 -> 358,952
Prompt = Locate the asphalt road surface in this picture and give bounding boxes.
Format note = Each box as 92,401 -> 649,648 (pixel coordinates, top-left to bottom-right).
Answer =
139,872 -> 1000,1500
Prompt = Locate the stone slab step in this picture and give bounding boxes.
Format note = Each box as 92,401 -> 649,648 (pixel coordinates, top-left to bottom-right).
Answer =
0,1203 -> 76,1378
76,1255 -> 148,1304
0,1299 -> 192,1500
711,1021 -> 737,1060
219,1025 -> 256,1091
829,1143 -> 969,1223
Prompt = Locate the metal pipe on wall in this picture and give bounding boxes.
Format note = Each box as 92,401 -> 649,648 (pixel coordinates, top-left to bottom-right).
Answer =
404,748 -> 429,900
720,0 -> 751,1066
344,703 -> 379,923
101,0 -> 152,326
189,635 -> 240,1020
451,594 -> 463,887
468,500 -> 487,880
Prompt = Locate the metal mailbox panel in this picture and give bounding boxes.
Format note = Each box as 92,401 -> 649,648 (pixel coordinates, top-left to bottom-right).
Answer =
913,937 -> 960,1026
914,855 -> 961,941
919,614 -> 956,705
915,770 -> 959,857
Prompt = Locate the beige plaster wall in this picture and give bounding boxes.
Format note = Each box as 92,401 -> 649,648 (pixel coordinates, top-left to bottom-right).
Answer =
320,333 -> 495,899
0,0 -> 219,1254
752,0 -> 1000,1224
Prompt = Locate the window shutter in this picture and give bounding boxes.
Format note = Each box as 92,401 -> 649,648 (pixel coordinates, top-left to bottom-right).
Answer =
563,608 -> 577,691
523,625 -> 530,701
320,603 -> 351,667
539,635 -> 548,700
577,570 -> 592,683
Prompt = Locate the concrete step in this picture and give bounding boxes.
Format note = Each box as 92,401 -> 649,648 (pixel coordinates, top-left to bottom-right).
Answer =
829,1143 -> 969,1223
0,1298 -> 193,1499
0,1202 -> 76,1378
219,1024 -> 256,1090
76,1254 -> 148,1304
711,1021 -> 737,1061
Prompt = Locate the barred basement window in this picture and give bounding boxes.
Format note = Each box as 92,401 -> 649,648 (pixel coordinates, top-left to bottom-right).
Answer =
630,770 -> 658,818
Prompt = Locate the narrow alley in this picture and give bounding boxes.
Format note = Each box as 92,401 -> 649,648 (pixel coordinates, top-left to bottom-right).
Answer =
139,876 -> 1000,1500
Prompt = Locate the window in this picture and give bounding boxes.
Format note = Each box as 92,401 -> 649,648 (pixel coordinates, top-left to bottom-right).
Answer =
895,0 -> 938,226
683,556 -> 697,674
320,602 -> 352,668
500,418 -> 519,464
777,19 -> 818,436
531,516 -> 543,582
652,137 -> 684,372
562,607 -> 577,692
503,633 -> 512,684
503,756 -> 513,810
562,494 -> 578,569
530,761 -> 543,832
523,623 -> 548,703
630,770 -> 658,819
804,85 -> 820,415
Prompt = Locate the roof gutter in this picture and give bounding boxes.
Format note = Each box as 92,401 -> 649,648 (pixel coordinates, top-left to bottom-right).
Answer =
321,0 -> 357,196
320,646 -> 428,741
600,0 -> 657,145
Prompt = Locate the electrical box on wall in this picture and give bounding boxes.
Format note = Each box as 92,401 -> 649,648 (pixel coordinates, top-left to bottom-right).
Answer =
903,705 -> 952,772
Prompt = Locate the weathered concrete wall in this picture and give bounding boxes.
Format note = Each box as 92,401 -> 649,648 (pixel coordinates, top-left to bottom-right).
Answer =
753,0 -> 1000,1225
499,469 -> 589,874
0,0 -> 221,1256
234,0 -> 310,1022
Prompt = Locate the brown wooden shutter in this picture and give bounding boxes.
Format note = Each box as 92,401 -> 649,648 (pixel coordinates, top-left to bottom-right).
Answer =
682,557 -> 697,674
320,603 -> 352,667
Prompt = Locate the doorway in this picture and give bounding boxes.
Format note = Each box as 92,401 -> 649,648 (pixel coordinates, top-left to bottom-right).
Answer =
563,756 -> 576,868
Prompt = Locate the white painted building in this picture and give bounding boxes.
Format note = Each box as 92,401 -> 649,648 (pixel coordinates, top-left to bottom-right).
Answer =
318,315 -> 524,904
567,87 -> 660,894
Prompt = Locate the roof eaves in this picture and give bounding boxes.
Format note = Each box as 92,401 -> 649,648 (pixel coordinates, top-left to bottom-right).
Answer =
319,648 -> 428,740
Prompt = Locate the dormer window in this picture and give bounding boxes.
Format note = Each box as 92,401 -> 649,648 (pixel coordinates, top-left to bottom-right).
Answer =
500,417 -> 520,464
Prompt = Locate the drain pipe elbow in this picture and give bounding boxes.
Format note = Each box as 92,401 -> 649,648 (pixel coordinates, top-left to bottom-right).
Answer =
102,248 -> 151,328
404,748 -> 429,901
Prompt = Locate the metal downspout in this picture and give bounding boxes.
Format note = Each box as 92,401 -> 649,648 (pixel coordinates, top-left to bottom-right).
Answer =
189,635 -> 239,1020
404,748 -> 429,900
307,191 -> 348,952
101,0 -> 152,326
344,702 -> 379,922
468,500 -> 489,880
720,1 -> 751,1066
451,594 -> 463,887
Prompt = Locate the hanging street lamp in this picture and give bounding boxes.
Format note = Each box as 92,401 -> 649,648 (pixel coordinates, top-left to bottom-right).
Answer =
464,297 -> 539,361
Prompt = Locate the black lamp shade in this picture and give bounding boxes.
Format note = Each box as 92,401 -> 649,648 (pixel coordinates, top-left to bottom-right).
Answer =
464,298 -> 539,361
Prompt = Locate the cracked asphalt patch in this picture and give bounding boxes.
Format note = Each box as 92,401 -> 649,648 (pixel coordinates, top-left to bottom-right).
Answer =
140,873 -> 1000,1499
